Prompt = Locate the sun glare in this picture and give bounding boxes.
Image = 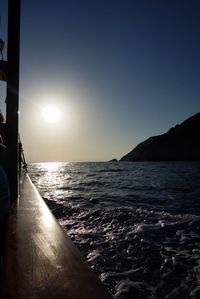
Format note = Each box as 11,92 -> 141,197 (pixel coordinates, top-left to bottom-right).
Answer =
42,106 -> 61,123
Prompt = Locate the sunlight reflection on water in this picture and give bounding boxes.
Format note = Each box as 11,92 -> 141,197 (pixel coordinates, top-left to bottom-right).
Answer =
29,161 -> 200,299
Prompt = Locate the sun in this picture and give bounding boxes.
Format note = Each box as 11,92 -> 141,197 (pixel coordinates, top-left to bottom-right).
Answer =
42,106 -> 61,123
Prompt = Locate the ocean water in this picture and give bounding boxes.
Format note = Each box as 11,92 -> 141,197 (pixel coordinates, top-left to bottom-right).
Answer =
28,161 -> 200,299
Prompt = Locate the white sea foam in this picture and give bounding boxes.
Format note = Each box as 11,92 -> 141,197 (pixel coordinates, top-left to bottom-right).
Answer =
29,161 -> 200,299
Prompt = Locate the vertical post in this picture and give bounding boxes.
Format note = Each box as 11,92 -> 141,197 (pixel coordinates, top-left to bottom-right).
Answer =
6,0 -> 21,203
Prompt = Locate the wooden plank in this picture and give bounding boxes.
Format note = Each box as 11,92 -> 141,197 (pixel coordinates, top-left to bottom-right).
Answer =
0,175 -> 112,299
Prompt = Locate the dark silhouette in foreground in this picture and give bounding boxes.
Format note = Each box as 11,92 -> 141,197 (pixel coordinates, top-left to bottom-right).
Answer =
121,112 -> 200,161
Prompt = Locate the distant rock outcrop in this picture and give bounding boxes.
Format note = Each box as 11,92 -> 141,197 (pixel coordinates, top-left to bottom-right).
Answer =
109,159 -> 118,162
120,113 -> 200,161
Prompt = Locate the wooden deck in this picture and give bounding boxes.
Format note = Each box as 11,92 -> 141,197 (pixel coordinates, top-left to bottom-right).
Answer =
0,174 -> 112,299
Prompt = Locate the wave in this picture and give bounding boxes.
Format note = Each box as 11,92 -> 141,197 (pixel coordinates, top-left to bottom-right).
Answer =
53,202 -> 200,298
29,161 -> 200,298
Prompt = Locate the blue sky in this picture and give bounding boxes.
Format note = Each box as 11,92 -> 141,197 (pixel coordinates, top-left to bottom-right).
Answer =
0,0 -> 200,161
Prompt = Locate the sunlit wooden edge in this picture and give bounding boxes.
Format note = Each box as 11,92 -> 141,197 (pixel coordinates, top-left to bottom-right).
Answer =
0,174 -> 113,299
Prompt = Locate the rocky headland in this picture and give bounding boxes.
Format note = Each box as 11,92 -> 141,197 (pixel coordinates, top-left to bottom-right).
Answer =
120,112 -> 200,161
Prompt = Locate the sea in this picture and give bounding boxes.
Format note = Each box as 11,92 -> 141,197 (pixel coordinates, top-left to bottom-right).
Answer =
28,161 -> 200,299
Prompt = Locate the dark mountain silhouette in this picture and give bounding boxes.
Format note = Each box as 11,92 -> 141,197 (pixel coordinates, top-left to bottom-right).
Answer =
120,113 -> 200,161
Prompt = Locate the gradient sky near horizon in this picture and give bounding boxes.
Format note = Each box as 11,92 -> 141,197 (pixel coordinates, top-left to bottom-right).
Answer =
0,0 -> 200,162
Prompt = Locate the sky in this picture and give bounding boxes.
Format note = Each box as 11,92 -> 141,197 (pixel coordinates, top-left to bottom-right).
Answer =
0,0 -> 200,162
